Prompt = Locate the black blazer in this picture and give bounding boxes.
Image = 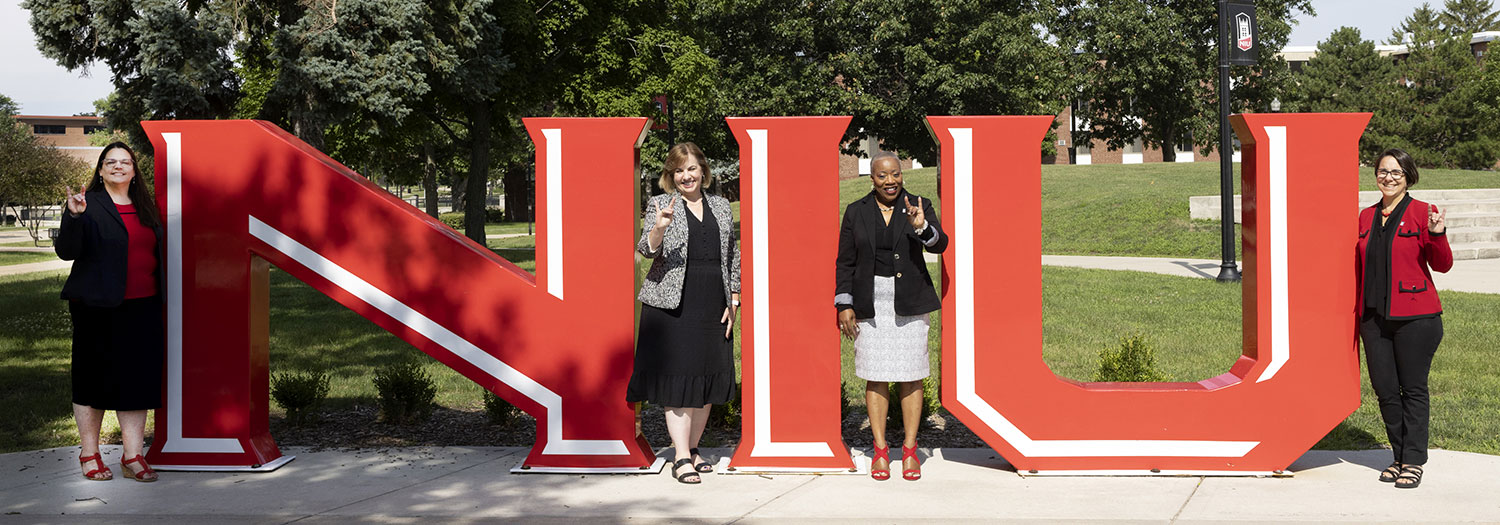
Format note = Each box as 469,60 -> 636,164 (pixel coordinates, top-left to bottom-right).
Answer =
835,190 -> 948,318
55,191 -> 166,307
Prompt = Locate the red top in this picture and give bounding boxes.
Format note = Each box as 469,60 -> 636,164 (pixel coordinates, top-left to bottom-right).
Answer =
118,204 -> 159,299
1355,197 -> 1452,320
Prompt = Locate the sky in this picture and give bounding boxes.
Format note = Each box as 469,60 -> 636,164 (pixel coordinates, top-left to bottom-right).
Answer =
0,0 -> 1436,117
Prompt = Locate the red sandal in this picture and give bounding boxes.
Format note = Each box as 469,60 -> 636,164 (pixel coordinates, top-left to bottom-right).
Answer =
902,442 -> 921,481
121,454 -> 158,482
870,445 -> 891,481
79,453 -> 111,481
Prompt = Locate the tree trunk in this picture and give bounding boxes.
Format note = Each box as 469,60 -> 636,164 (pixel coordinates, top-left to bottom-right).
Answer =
422,142 -> 439,218
465,104 -> 491,245
502,163 -> 529,223
1160,123 -> 1177,163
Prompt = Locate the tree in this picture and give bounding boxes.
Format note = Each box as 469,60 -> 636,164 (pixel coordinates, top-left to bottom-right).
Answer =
1057,0 -> 1312,162
1439,0 -> 1500,35
0,120 -> 88,244
25,0 -> 241,153
1388,2 -> 1445,45
1283,27 -> 1395,159
842,0 -> 1070,164
1374,33 -> 1499,169
0,94 -> 18,117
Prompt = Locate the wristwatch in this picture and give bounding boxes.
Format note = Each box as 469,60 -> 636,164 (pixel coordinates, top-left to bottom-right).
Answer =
731,299 -> 741,307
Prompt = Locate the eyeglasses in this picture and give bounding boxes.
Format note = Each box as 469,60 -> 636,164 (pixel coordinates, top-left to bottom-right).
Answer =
103,159 -> 134,167
1376,169 -> 1405,180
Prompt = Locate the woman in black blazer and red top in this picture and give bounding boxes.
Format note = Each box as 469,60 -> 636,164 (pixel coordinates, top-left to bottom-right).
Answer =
55,142 -> 164,483
835,153 -> 946,481
1356,148 -> 1451,489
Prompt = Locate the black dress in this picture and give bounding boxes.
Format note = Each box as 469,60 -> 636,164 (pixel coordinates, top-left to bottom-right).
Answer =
626,203 -> 735,407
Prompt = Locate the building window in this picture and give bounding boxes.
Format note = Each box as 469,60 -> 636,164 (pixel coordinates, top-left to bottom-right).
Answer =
33,125 -> 66,135
84,126 -> 106,134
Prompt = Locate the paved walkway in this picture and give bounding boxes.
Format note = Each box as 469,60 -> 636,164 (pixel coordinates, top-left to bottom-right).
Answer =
2,446 -> 1497,523
1034,255 -> 1500,295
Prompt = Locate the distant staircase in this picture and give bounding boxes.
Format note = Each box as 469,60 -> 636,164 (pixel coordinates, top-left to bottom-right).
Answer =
1188,188 -> 1500,260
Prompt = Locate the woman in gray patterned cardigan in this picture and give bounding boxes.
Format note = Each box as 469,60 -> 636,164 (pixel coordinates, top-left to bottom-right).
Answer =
627,143 -> 741,484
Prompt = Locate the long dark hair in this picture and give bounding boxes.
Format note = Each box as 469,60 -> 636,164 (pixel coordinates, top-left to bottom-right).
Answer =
89,142 -> 160,229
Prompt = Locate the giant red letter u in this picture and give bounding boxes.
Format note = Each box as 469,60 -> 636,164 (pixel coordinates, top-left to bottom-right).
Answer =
931,113 -> 1371,473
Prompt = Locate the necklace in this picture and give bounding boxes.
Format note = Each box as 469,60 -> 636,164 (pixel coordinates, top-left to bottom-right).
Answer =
877,202 -> 895,212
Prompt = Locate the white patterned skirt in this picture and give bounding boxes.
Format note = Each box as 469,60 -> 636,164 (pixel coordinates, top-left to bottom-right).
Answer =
854,276 -> 932,382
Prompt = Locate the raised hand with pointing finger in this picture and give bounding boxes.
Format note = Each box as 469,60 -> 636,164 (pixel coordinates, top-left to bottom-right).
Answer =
64,184 -> 87,217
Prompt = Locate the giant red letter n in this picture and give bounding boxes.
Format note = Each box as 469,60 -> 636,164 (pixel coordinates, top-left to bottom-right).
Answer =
143,119 -> 654,471
932,113 -> 1371,473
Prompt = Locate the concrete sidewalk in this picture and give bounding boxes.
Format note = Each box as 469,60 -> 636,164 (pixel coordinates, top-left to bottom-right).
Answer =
2,446 -> 1497,523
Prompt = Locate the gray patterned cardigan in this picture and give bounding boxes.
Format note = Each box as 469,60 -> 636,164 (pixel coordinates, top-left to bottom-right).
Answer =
636,192 -> 741,310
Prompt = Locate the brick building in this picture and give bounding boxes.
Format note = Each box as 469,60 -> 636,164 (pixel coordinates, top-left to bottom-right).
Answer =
11,115 -> 106,165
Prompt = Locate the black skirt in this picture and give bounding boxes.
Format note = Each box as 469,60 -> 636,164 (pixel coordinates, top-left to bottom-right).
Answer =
626,206 -> 735,407
69,295 -> 164,411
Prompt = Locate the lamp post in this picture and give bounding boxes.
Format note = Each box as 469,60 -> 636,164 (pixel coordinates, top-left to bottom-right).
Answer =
1215,0 -> 1257,282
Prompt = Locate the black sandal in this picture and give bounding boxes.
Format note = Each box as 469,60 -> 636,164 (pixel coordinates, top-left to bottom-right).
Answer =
672,458 -> 701,484
690,448 -> 713,473
1395,464 -> 1423,489
1378,461 -> 1401,483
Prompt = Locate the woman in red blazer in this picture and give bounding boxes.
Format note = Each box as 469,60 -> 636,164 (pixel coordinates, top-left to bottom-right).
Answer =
1355,148 -> 1451,489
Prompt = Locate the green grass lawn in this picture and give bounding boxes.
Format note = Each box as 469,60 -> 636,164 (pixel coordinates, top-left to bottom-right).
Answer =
0,252 -> 59,266
484,222 -> 534,237
4,262 -> 1497,455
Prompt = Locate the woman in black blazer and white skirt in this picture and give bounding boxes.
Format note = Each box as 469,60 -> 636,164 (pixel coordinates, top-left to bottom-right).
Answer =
55,142 -> 164,482
835,153 -> 947,481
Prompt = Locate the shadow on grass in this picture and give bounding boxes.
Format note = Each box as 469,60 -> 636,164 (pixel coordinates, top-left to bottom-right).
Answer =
1313,419 -> 1383,452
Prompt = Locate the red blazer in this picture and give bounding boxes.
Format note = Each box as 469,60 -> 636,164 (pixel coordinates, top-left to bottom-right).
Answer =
1355,197 -> 1452,320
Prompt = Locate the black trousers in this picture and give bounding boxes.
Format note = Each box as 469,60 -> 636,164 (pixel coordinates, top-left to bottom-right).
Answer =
1358,310 -> 1442,465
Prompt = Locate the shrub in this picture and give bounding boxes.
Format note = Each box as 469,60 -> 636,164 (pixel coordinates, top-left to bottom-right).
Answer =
485,207 -> 506,223
840,380 -> 857,423
1094,334 -> 1168,382
373,361 -> 437,424
438,209 -> 508,230
270,371 -> 330,426
887,376 -> 942,428
483,389 -> 520,426
708,382 -> 742,430
438,212 -> 464,230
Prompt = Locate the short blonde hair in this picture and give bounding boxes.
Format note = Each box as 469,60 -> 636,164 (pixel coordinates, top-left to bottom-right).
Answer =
658,142 -> 714,193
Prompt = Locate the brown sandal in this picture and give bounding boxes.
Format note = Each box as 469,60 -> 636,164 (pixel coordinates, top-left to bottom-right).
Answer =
1378,461 -> 1401,483
121,454 -> 158,482
79,453 -> 112,481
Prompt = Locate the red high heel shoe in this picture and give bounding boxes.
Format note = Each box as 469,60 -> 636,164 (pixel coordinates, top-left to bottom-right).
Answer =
902,442 -> 921,481
79,453 -> 111,481
121,454 -> 158,482
870,445 -> 891,481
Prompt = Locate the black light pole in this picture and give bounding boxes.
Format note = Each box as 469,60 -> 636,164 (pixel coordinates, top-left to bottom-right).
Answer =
1215,0 -> 1241,282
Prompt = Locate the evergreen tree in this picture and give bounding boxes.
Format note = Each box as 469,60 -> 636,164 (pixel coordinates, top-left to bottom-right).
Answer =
1389,3 -> 1446,45
25,0 -> 241,152
1284,27 -> 1396,160
1375,33 -> 1499,169
1439,0 -> 1500,35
